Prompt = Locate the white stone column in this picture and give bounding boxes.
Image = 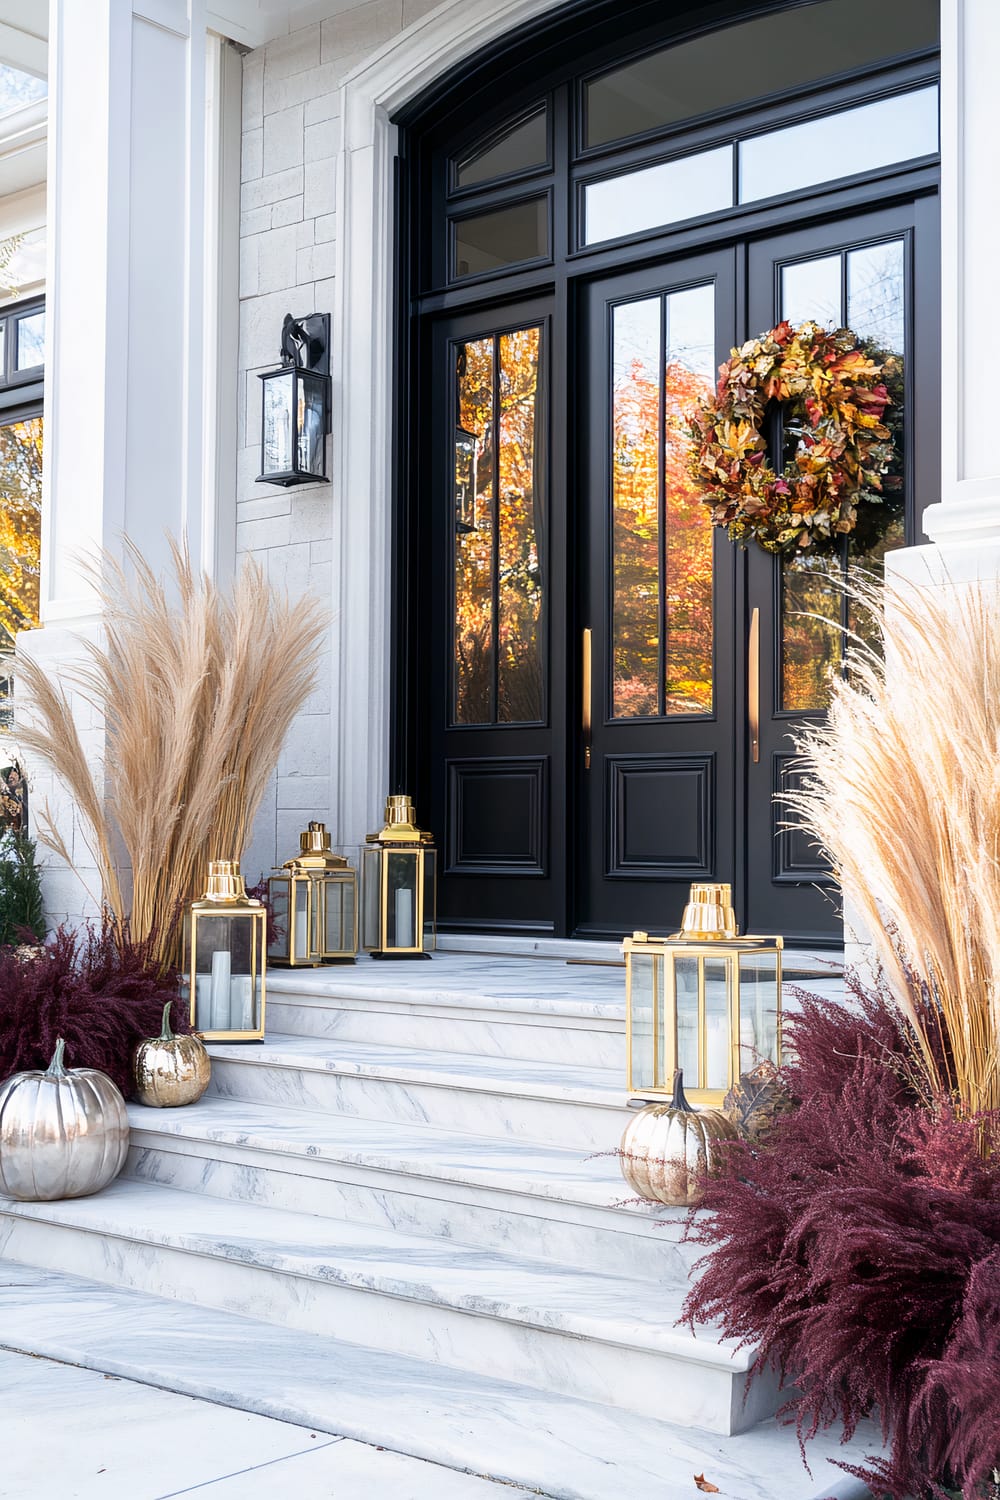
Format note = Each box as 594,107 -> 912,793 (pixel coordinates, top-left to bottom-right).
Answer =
21,0 -> 237,923
892,0 -> 1000,586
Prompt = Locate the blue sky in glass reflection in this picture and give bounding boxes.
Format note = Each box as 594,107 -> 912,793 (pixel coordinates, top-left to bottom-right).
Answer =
0,64 -> 45,119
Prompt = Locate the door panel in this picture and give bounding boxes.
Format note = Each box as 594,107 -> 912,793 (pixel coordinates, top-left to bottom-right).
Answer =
745,201 -> 937,939
579,251 -> 739,936
427,298 -> 563,932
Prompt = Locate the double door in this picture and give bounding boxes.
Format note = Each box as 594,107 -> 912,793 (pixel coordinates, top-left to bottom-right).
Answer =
420,197 -> 937,941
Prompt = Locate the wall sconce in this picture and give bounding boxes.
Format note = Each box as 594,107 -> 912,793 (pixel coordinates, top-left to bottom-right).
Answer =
257,312 -> 331,487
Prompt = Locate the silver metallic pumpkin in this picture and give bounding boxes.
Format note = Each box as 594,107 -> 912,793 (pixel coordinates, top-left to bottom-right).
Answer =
0,1037 -> 129,1201
620,1067 -> 738,1206
133,1001 -> 211,1108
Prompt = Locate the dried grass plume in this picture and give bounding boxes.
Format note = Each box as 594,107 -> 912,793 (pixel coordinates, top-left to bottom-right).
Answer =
789,571 -> 1000,1117
16,538 -> 328,967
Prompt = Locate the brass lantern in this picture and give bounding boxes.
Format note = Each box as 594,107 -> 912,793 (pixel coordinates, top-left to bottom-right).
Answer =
186,860 -> 267,1041
623,882 -> 782,1108
362,794 -> 436,959
267,821 -> 358,966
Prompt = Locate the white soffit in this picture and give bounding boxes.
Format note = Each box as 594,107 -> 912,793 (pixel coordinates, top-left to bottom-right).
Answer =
0,4 -> 47,77
206,0 -> 393,49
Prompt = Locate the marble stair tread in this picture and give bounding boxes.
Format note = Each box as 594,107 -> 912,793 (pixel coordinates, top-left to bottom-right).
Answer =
0,1176 -> 745,1366
207,1033 -> 628,1109
127,1094 -> 664,1222
268,951 -> 844,1020
0,1260 -> 877,1500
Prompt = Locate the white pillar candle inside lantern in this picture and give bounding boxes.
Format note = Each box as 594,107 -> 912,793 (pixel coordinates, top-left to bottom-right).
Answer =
624,882 -> 782,1107
186,860 -> 267,1042
267,823 -> 358,966
362,794 -> 437,959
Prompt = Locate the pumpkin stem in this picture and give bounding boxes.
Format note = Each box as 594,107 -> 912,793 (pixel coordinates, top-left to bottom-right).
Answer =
671,1067 -> 696,1113
160,1001 -> 175,1041
47,1037 -> 68,1077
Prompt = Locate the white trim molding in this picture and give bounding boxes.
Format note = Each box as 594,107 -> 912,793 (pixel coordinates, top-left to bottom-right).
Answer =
330,0 -> 568,849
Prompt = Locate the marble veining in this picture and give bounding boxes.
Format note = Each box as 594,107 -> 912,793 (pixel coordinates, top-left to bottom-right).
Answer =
0,1176 -> 737,1361
0,1262 -> 875,1500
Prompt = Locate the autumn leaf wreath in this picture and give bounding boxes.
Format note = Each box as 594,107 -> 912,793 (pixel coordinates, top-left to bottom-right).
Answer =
688,319 -> 901,555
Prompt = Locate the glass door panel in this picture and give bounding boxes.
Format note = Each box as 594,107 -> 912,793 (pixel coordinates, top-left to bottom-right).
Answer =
453,323 -> 546,724
610,284 -> 715,718
778,236 -> 907,713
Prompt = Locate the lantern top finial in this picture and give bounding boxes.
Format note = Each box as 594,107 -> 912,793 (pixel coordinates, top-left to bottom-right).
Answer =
196,859 -> 261,908
678,882 -> 738,941
367,793 -> 434,846
280,821 -> 350,871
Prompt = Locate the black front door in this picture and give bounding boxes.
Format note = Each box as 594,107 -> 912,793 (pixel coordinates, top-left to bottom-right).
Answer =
578,199 -> 936,941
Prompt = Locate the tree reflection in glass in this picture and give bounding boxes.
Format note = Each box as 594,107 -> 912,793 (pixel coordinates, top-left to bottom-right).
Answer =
453,326 -> 544,725
611,286 -> 715,718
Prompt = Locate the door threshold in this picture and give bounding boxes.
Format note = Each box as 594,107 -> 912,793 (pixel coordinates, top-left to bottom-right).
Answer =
435,931 -> 845,976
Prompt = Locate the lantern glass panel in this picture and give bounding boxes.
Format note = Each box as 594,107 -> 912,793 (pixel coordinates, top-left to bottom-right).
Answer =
704,956 -> 731,1092
319,874 -> 356,954
739,951 -> 781,1072
296,374 -> 326,476
387,850 -> 418,948
422,848 -> 437,948
268,878 -> 290,960
674,954 -> 700,1083
362,848 -> 383,948
629,951 -> 657,1092
262,370 -> 294,477
293,878 -> 311,960
193,913 -> 260,1033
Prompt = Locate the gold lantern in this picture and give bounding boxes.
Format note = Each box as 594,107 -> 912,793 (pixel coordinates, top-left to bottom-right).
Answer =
186,860 -> 267,1041
267,821 -> 358,966
362,794 -> 436,959
623,882 -> 782,1107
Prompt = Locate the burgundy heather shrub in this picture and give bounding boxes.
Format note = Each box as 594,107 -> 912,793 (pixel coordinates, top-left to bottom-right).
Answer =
683,978 -> 1000,1500
0,919 -> 191,1098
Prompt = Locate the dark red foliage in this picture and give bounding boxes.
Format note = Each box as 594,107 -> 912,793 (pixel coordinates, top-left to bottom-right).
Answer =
683,977 -> 1000,1499
0,920 -> 191,1099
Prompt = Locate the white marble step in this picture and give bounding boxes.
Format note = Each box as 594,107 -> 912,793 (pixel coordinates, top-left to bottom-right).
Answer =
0,1176 -> 776,1435
0,1261 -> 876,1500
266,952 -> 844,1069
125,1095 -> 686,1280
206,1034 -> 632,1151
265,954 -> 627,1069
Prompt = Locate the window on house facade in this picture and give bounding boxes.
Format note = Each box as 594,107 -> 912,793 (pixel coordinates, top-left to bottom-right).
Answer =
0,297 -> 45,671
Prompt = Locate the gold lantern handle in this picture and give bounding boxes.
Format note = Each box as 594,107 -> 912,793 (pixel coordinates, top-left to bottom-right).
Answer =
582,627 -> 592,772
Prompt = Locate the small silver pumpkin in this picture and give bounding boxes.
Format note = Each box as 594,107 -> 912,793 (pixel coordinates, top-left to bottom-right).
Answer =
132,1001 -> 211,1108
0,1038 -> 129,1201
620,1067 -> 738,1206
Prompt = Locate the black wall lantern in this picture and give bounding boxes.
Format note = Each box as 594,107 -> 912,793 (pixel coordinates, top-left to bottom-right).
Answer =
257,312 -> 331,487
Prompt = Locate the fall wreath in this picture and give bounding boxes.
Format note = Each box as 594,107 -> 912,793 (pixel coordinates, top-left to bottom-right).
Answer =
688,320 -> 900,554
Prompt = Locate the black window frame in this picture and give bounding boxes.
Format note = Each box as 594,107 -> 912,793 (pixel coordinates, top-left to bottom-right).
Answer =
0,293 -> 44,415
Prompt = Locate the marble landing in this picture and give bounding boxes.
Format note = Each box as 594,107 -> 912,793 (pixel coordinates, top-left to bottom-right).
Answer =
3,1347 -> 533,1500
0,1262 -> 877,1500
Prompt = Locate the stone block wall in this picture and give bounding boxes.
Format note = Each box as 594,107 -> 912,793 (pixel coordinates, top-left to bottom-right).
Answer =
237,0 -> 440,882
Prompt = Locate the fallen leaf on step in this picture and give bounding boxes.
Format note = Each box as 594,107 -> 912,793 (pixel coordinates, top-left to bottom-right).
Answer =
694,1476 -> 720,1494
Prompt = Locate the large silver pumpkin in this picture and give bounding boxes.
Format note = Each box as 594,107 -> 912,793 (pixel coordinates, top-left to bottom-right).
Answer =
0,1038 -> 129,1201
620,1067 -> 738,1206
133,1001 -> 211,1108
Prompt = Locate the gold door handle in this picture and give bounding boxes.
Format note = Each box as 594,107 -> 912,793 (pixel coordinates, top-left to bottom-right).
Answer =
748,607 -> 760,764
582,627 -> 592,771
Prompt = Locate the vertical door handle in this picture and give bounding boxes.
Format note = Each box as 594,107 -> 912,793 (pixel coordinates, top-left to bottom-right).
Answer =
748,607 -> 760,764
582,627 -> 592,771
